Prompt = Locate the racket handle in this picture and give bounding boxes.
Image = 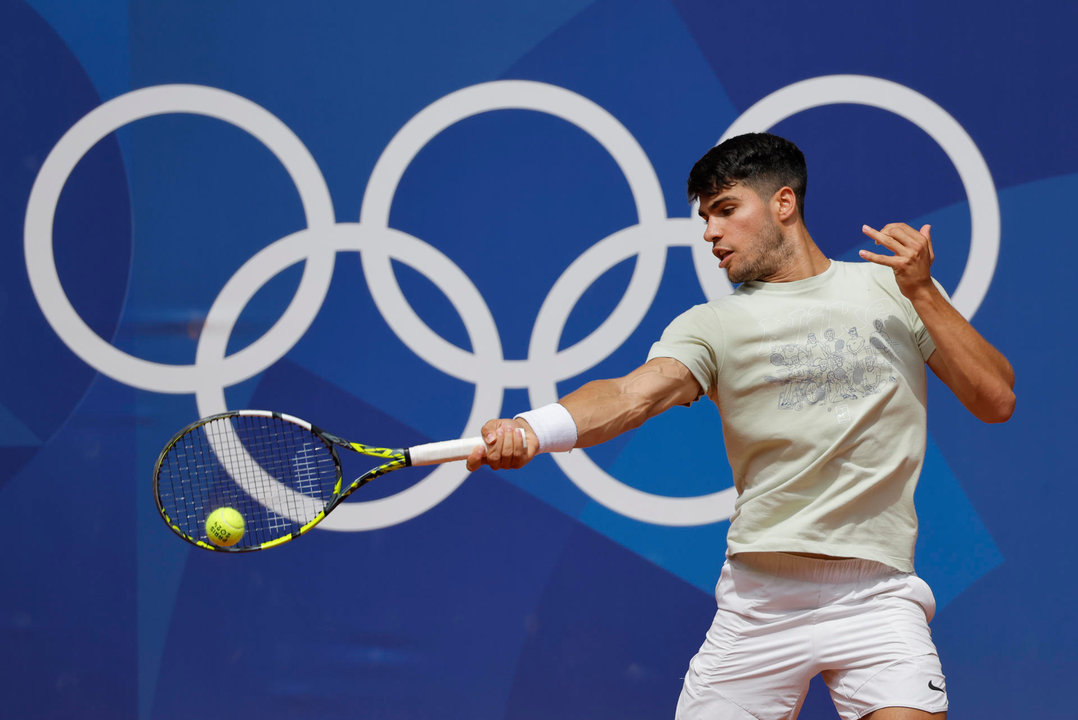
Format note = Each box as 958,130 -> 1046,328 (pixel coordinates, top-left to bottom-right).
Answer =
408,436 -> 483,466
408,429 -> 528,466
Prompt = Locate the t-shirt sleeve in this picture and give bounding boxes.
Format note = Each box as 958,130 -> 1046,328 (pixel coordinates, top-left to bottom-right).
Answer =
868,263 -> 950,363
646,303 -> 724,397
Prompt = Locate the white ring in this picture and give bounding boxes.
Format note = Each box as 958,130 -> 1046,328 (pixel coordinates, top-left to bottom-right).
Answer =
23,84 -> 336,393
713,74 -> 998,319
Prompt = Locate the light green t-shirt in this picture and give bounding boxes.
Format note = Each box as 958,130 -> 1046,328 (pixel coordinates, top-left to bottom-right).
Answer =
647,260 -> 941,572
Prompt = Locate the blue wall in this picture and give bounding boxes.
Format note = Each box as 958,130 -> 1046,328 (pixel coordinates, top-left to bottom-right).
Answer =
2,1 -> 1073,717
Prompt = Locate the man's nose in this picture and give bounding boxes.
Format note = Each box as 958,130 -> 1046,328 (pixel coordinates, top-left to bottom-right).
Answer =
704,218 -> 722,242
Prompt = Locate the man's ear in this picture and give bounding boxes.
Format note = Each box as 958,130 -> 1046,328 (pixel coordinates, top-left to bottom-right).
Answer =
774,186 -> 798,222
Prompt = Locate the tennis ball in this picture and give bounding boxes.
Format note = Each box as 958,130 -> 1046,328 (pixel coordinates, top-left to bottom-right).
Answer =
206,507 -> 245,547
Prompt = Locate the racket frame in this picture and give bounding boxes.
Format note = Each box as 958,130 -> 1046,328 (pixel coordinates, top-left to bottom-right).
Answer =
152,410 -> 482,553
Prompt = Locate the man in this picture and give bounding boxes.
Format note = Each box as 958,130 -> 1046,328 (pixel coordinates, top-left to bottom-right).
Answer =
466,133 -> 1015,719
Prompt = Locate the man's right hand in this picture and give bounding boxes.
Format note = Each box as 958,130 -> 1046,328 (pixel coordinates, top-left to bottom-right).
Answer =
466,418 -> 537,471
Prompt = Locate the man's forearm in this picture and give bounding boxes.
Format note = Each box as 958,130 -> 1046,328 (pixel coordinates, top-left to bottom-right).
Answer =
914,285 -> 1016,422
560,378 -> 651,448
560,359 -> 702,447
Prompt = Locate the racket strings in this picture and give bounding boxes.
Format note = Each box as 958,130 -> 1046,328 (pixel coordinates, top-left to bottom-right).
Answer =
156,414 -> 340,548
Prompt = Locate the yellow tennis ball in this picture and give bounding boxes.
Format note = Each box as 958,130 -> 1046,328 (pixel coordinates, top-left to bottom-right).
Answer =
206,507 -> 245,547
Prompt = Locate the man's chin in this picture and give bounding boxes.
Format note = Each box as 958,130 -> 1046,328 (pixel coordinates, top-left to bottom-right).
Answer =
725,267 -> 752,284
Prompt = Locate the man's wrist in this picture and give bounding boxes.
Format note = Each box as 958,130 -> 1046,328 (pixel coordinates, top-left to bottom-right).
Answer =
905,279 -> 947,312
514,403 -> 577,453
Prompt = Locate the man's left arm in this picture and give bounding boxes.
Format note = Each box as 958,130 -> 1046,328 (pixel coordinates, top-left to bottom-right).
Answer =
861,222 -> 1016,423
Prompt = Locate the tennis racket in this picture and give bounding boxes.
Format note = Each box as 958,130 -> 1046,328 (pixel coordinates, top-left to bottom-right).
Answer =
153,410 -> 508,552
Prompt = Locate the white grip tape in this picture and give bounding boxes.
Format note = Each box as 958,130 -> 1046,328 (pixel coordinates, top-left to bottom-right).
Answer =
408,428 -> 527,466
514,403 -> 577,453
408,436 -> 482,466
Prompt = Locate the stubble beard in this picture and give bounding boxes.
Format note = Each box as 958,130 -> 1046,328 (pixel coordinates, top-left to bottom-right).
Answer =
726,219 -> 792,284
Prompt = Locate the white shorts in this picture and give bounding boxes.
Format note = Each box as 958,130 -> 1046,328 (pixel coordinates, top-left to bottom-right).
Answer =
675,553 -> 948,720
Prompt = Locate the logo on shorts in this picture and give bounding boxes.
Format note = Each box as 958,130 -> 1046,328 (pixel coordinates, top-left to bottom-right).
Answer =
928,679 -> 947,693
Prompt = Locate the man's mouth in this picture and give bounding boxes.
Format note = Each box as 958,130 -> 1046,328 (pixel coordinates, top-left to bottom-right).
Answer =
713,247 -> 733,268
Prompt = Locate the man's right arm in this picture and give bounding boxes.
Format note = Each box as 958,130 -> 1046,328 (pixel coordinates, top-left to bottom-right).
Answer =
466,357 -> 703,471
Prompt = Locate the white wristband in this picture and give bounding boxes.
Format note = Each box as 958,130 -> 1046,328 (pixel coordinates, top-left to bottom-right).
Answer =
515,403 -> 577,453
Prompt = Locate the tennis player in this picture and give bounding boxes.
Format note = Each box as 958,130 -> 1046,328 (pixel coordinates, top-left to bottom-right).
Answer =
466,133 -> 1014,719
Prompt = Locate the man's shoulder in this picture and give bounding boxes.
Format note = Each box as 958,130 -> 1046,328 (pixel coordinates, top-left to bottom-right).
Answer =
832,260 -> 904,292
668,298 -> 726,326
832,259 -> 888,278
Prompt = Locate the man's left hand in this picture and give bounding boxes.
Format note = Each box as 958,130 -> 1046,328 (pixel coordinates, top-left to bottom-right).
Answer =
860,223 -> 935,301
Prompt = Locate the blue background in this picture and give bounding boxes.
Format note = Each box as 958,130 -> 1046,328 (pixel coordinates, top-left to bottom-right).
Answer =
2,0 -> 1073,717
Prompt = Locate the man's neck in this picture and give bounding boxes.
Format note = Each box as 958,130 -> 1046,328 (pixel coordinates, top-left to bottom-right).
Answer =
762,228 -> 831,283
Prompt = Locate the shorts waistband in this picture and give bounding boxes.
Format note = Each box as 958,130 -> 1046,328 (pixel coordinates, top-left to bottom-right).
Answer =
730,552 -> 901,583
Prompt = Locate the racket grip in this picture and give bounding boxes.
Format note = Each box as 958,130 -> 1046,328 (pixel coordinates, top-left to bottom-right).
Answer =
408,436 -> 484,466
408,428 -> 529,466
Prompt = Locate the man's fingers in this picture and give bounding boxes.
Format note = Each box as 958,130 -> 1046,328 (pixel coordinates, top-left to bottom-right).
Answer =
862,225 -> 904,254
861,224 -> 885,243
479,421 -> 526,470
501,424 -> 529,468
465,443 -> 487,472
496,423 -> 514,466
864,223 -> 926,248
859,248 -> 900,267
862,222 -> 936,301
467,419 -> 533,471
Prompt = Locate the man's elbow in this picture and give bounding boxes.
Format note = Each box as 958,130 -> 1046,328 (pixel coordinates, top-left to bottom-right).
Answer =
976,387 -> 1016,423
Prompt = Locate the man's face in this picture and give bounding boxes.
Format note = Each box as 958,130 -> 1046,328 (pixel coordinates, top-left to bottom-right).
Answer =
697,182 -> 790,284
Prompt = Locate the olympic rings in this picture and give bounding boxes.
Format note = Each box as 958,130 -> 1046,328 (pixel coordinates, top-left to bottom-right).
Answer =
24,75 -> 1000,530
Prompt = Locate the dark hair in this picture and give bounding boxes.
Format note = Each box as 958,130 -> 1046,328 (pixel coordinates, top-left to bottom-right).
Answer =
687,133 -> 807,219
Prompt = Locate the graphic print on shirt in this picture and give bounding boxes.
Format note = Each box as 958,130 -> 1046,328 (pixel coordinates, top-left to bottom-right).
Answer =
763,320 -> 898,413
